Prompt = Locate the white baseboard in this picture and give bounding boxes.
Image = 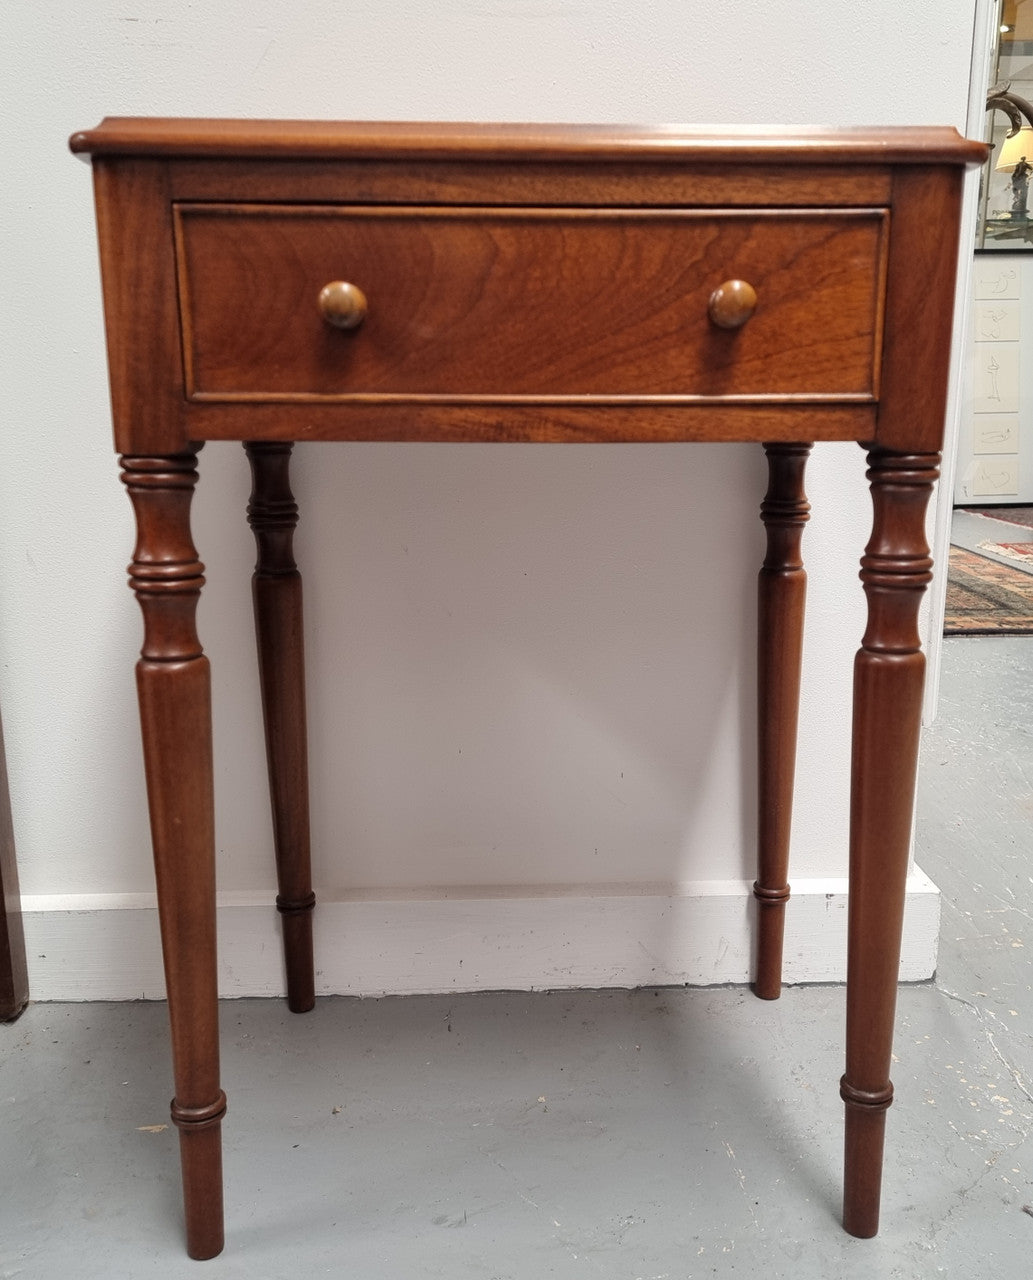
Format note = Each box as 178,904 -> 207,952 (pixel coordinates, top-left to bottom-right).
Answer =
20,871 -> 940,1001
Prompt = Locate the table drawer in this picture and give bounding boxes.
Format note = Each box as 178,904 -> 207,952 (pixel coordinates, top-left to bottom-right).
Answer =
174,204 -> 887,402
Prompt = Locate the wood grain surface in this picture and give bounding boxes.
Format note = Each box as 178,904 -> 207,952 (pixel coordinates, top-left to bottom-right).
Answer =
175,204 -> 886,401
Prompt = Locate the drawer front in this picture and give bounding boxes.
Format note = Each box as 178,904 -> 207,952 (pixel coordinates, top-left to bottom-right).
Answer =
174,204 -> 887,402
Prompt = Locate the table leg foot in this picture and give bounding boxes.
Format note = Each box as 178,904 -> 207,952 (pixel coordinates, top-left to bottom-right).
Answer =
841,1079 -> 892,1238
277,895 -> 316,1013
752,882 -> 790,1000
175,1092 -> 228,1259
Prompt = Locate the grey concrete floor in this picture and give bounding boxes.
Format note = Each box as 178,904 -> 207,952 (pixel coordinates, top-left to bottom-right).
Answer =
2,636 -> 1032,1279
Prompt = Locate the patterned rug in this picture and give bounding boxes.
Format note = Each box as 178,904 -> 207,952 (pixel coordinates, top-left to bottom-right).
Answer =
976,540 -> 1033,565
962,504 -> 1033,529
944,544 -> 1033,635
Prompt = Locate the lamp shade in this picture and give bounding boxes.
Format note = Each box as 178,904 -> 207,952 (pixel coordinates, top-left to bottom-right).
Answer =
996,126 -> 1033,171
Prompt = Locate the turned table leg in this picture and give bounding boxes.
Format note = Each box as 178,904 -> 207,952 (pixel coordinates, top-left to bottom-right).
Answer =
244,443 -> 315,1014
754,441 -> 811,1000
841,448 -> 939,1238
122,452 -> 226,1261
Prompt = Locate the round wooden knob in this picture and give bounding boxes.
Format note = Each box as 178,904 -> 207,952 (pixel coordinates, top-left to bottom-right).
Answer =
707,279 -> 757,329
317,281 -> 368,330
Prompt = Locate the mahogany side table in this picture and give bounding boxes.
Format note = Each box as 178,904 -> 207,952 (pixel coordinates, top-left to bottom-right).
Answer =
70,119 -> 985,1259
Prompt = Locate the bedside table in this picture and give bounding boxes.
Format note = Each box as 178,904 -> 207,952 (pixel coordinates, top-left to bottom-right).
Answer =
71,119 -> 986,1259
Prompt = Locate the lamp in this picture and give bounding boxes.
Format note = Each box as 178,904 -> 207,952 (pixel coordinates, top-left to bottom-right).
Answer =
987,86 -> 1033,224
996,125 -> 1033,172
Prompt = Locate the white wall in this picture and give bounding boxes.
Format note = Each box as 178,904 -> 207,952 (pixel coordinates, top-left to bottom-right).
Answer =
2,1 -> 980,997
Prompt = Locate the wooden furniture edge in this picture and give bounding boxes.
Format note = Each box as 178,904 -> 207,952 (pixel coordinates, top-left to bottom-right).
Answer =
69,119 -> 989,166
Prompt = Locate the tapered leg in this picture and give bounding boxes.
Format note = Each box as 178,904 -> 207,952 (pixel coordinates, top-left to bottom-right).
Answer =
841,448 -> 939,1238
121,451 -> 225,1261
245,443 -> 315,1014
754,442 -> 811,1000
